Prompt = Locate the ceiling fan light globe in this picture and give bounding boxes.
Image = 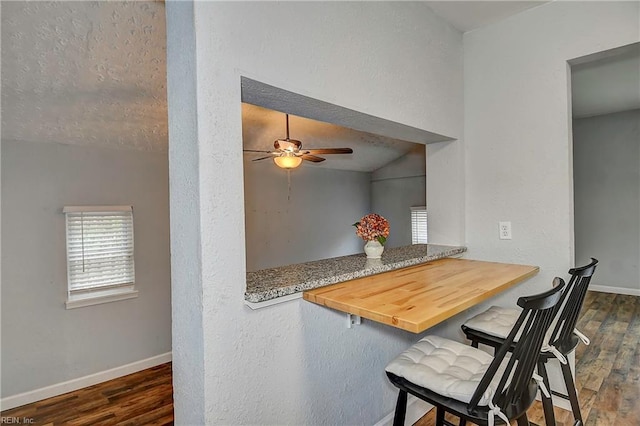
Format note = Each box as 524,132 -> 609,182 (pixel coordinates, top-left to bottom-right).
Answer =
274,155 -> 302,169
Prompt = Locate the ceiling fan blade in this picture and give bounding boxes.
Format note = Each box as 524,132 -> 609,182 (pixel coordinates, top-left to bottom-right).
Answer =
243,149 -> 273,153
252,156 -> 273,162
304,148 -> 353,155
301,154 -> 326,163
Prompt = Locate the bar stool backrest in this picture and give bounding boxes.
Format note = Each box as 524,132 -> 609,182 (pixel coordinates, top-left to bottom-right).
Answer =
468,278 -> 566,414
548,258 -> 598,354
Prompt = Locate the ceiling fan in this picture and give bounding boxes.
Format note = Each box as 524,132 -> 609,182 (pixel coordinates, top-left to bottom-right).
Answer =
243,114 -> 353,169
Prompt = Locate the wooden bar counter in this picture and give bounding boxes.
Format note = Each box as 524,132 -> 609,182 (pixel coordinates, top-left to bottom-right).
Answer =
303,258 -> 539,333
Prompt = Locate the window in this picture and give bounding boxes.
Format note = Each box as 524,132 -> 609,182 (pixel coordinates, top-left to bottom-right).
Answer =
64,206 -> 137,309
411,206 -> 428,244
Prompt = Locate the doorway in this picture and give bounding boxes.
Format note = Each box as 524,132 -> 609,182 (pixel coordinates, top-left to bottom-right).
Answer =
570,43 -> 640,295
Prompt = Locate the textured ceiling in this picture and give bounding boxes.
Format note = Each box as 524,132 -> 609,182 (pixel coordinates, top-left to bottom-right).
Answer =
242,103 -> 422,172
1,1 -> 557,157
1,1 -> 168,151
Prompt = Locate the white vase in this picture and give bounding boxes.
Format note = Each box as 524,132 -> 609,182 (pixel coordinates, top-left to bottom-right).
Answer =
364,240 -> 384,259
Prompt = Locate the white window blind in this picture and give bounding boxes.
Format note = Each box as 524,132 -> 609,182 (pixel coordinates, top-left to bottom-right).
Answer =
411,206 -> 428,244
64,206 -> 135,302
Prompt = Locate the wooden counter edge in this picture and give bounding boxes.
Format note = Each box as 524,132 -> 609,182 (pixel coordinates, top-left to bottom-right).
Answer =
303,262 -> 540,334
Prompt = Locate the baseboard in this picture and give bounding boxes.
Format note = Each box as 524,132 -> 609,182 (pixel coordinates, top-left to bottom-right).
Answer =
1,352 -> 172,411
590,285 -> 640,296
374,395 -> 433,426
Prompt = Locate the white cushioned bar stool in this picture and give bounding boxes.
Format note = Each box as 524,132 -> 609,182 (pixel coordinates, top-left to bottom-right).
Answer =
461,258 -> 598,426
386,278 -> 565,426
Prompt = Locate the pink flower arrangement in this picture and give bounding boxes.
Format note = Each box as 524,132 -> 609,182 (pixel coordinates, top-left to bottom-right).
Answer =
353,213 -> 390,245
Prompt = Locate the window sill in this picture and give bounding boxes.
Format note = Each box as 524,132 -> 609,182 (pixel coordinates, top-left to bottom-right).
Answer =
66,288 -> 138,309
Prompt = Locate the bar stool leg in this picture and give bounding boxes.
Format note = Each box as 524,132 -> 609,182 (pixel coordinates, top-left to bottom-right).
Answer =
537,360 -> 556,426
560,361 -> 583,423
516,413 -> 530,426
393,390 -> 407,426
435,406 -> 445,426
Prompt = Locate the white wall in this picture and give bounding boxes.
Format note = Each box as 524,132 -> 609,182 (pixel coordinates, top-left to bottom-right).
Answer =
244,160 -> 370,271
465,0 -> 639,285
464,1 -> 639,399
1,139 -> 172,398
371,146 -> 426,248
164,2 -> 204,422
573,109 -> 639,292
165,1 -> 463,424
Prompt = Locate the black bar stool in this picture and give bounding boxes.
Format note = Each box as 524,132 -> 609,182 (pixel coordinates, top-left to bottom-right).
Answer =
461,258 -> 598,426
386,278 -> 565,426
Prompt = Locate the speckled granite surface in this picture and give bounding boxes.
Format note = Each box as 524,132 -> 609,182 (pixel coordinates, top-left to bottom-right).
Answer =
245,244 -> 466,303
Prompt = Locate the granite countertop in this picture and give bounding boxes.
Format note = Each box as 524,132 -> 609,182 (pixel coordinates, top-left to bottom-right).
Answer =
245,244 -> 467,303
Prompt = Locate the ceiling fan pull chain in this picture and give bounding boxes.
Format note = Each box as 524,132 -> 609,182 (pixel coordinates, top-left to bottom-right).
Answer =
287,169 -> 292,201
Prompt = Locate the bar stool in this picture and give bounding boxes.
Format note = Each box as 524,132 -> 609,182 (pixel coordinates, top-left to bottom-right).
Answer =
386,278 -> 565,426
461,258 -> 598,426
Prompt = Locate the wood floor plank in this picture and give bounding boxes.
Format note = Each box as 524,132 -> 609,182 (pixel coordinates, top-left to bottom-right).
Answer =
577,388 -> 598,424
117,403 -> 174,426
1,363 -> 173,426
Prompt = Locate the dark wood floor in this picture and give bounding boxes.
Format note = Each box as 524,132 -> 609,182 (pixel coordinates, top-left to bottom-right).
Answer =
2,291 -> 637,426
1,363 -> 173,425
415,291 -> 640,426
